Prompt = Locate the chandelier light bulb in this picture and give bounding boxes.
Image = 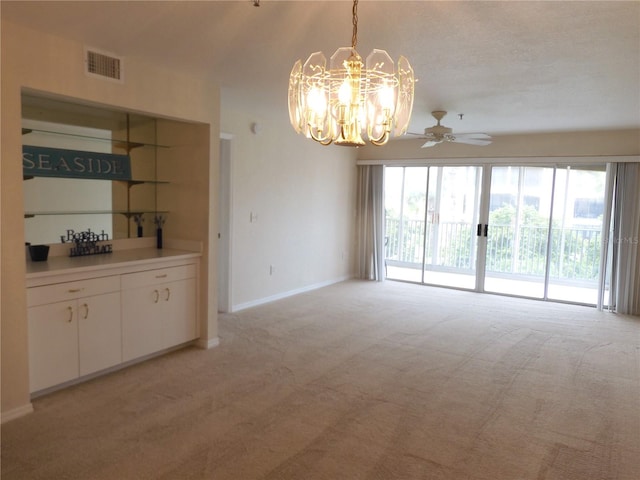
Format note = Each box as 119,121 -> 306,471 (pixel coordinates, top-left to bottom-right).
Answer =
307,86 -> 327,117
338,78 -> 352,106
379,83 -> 395,111
288,0 -> 415,147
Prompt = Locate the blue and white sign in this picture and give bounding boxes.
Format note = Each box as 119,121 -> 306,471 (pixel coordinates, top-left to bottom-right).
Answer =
23,145 -> 131,180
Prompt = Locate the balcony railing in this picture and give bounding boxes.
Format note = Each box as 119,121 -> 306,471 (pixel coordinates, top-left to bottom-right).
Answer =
385,217 -> 602,281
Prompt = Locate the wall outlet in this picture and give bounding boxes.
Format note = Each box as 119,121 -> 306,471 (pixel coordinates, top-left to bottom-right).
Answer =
269,264 -> 275,275
250,212 -> 258,223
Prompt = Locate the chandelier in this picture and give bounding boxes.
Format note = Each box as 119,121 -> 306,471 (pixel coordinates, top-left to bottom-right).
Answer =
288,0 -> 415,147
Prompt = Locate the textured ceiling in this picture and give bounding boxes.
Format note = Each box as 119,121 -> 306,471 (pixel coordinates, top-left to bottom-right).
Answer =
2,0 -> 639,138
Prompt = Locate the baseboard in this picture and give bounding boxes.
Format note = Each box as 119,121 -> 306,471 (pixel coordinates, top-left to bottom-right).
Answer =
30,342 -> 199,399
232,275 -> 352,312
196,337 -> 220,349
1,402 -> 34,424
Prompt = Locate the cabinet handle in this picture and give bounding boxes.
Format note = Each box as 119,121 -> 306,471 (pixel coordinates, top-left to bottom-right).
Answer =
82,303 -> 89,319
164,287 -> 171,301
67,306 -> 73,323
68,288 -> 83,293
155,274 -> 168,279
153,289 -> 160,303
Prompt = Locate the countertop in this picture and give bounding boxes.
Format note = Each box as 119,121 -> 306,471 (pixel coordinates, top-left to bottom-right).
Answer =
26,247 -> 201,281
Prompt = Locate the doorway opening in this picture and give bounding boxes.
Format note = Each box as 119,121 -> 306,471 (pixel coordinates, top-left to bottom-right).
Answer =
217,136 -> 232,313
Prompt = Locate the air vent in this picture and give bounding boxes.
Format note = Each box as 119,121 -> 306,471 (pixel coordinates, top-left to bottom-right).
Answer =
84,48 -> 123,83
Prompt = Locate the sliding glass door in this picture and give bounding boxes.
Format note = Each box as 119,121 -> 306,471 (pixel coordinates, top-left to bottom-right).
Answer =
384,164 -> 608,306
484,165 -> 606,303
384,166 -> 481,289
484,166 -> 554,298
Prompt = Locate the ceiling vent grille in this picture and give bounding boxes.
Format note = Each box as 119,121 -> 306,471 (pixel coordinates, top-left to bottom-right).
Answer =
85,48 -> 123,83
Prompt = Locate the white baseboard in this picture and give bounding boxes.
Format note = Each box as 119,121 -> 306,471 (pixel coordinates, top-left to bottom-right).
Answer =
196,337 -> 220,349
232,275 -> 352,312
1,402 -> 34,423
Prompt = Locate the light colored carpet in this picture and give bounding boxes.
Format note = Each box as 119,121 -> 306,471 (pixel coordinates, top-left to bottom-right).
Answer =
2,280 -> 639,479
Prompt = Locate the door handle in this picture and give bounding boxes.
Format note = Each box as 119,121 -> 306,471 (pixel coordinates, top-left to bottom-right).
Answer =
477,224 -> 489,237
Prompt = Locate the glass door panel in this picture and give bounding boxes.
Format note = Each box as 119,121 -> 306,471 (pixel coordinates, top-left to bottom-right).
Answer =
547,166 -> 606,304
484,166 -> 554,298
384,167 -> 428,282
423,166 -> 481,289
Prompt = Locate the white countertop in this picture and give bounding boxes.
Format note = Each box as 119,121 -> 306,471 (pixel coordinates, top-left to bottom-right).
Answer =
26,247 -> 201,281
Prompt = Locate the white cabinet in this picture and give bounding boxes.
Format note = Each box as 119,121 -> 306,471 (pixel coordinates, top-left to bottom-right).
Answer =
28,301 -> 79,392
78,291 -> 122,376
27,276 -> 121,392
26,250 -> 200,394
121,264 -> 197,362
163,277 -> 197,346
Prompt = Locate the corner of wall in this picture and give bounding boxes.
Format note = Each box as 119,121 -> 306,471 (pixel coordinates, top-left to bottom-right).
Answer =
1,403 -> 34,424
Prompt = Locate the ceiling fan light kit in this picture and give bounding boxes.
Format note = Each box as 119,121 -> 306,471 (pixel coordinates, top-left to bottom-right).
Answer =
288,0 -> 415,147
419,111 -> 492,148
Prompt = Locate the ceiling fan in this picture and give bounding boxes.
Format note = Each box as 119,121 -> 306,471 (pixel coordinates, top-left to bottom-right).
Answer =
413,111 -> 492,148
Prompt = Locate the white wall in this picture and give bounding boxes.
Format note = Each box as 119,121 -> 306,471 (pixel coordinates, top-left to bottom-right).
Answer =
221,91 -> 357,310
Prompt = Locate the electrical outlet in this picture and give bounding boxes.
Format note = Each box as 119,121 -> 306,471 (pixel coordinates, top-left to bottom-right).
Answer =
269,265 -> 275,275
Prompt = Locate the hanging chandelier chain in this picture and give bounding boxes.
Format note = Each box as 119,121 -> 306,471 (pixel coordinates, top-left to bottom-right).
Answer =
352,0 -> 358,49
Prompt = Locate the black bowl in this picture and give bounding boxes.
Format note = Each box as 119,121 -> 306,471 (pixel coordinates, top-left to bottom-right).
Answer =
29,245 -> 50,262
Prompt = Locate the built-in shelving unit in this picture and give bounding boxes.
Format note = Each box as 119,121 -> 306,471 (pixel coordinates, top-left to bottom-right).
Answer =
22,96 -> 172,243
22,127 -> 170,151
24,209 -> 170,217
23,178 -> 170,219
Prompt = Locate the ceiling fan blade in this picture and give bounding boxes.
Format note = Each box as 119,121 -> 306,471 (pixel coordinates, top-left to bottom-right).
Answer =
450,133 -> 492,146
452,137 -> 492,146
458,132 -> 491,139
421,140 -> 438,148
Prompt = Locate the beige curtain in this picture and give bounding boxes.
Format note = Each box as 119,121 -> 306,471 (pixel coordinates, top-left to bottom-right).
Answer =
611,162 -> 640,315
356,165 -> 385,281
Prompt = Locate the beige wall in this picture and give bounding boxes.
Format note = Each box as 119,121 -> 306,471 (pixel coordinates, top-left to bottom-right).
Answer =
357,130 -> 640,163
1,19 -> 220,418
220,91 -> 357,309
157,119 -> 215,338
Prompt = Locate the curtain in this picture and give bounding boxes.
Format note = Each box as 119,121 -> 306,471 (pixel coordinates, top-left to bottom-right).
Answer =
356,165 -> 385,281
610,162 -> 640,315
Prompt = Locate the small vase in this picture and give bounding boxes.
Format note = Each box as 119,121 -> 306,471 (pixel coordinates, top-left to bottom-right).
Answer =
137,225 -> 143,238
156,227 -> 163,249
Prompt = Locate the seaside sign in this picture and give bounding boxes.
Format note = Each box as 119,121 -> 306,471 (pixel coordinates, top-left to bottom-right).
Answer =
23,145 -> 131,180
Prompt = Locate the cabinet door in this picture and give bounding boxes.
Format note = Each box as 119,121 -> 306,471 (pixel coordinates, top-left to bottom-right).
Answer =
28,301 -> 79,392
121,286 -> 164,362
78,292 -> 122,376
162,278 -> 197,348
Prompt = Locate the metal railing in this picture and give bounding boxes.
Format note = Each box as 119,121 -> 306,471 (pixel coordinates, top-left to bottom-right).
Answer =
385,217 -> 602,281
